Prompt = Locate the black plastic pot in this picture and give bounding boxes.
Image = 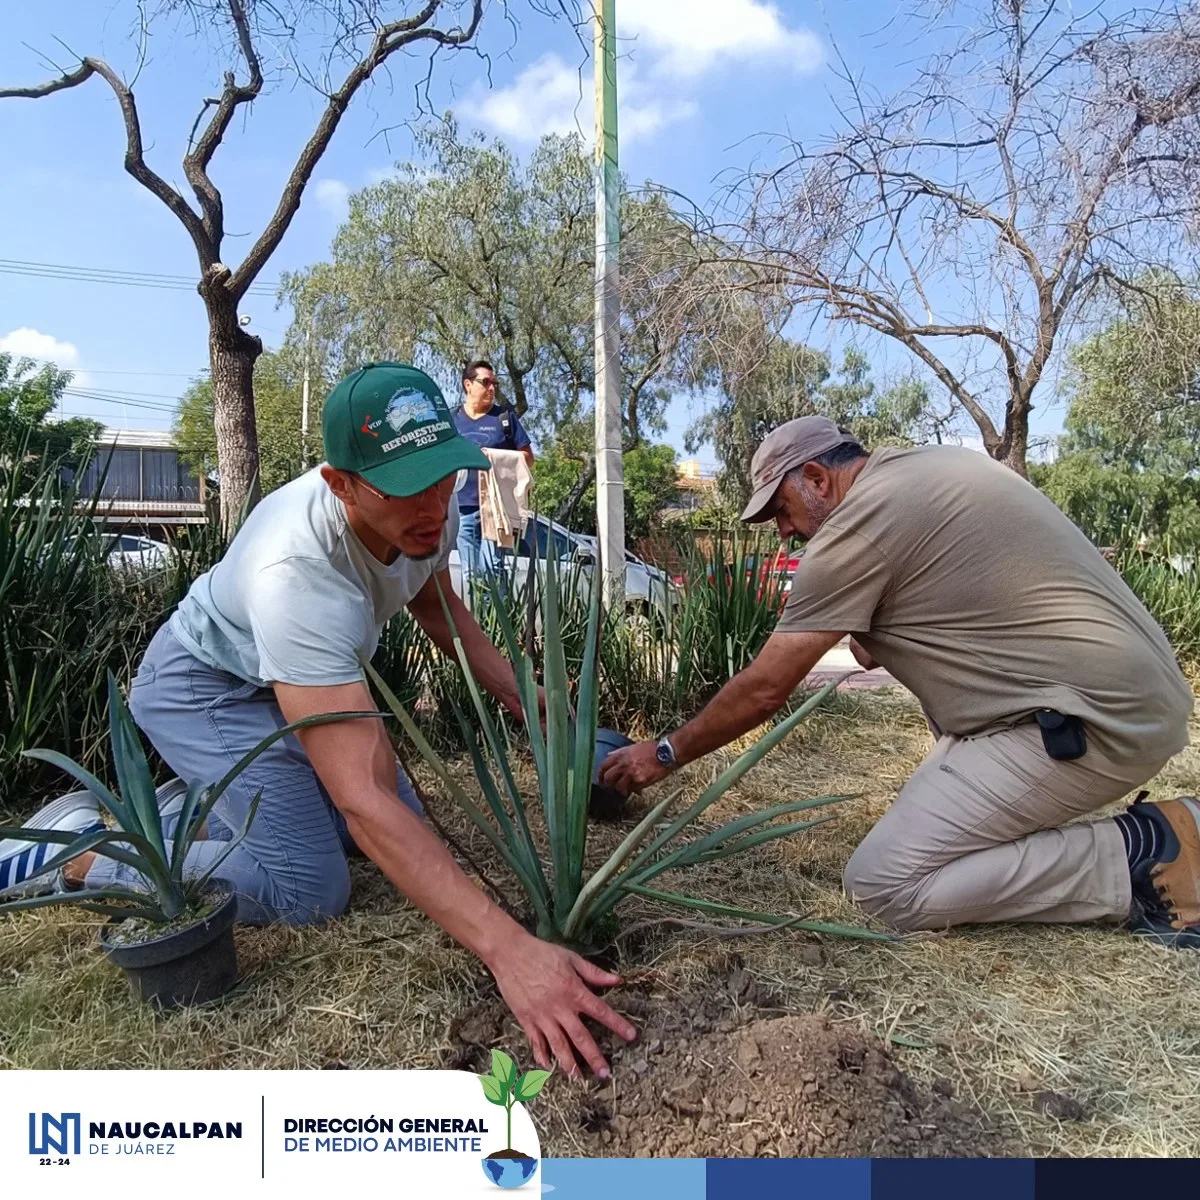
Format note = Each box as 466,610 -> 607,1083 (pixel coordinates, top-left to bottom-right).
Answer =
99,883 -> 239,1009
589,727 -> 635,821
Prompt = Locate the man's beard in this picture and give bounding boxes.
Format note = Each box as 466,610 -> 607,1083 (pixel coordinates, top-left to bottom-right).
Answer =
798,481 -> 834,536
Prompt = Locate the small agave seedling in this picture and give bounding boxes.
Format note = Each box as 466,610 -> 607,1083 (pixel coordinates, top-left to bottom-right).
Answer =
365,547 -> 884,948
0,671 -> 380,925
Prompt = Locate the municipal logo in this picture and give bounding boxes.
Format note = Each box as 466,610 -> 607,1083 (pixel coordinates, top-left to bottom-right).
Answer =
29,1112 -> 81,1156
385,388 -> 439,433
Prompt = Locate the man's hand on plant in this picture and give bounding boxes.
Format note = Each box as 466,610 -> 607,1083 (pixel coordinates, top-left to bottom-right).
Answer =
598,741 -> 671,795
504,685 -> 548,730
488,932 -> 637,1080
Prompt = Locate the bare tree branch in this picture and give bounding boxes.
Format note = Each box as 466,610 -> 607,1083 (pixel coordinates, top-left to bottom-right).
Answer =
0,59 -> 96,98
229,0 -> 485,297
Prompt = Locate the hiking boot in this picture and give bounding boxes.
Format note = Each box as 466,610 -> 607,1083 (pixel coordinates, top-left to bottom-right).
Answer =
0,790 -> 105,899
1126,796 -> 1200,950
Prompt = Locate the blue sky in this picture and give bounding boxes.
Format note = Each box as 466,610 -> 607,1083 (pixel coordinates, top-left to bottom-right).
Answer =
0,1 -> 1066,462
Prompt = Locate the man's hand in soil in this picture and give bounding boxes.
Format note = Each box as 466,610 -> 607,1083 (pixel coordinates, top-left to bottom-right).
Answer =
488,933 -> 637,1080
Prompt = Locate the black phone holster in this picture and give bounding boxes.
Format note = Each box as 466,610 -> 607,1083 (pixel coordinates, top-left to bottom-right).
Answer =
1035,710 -> 1087,761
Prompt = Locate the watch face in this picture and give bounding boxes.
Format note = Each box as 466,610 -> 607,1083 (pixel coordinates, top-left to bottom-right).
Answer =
656,741 -> 673,766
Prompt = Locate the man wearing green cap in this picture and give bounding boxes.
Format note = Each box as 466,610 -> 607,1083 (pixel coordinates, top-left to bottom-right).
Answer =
36,362 -> 636,1078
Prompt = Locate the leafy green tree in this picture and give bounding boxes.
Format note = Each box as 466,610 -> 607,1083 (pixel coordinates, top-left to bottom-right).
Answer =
175,350 -> 322,497
689,342 -> 932,505
1034,282 -> 1200,552
283,124 -> 718,481
533,443 -> 678,541
0,353 -> 100,488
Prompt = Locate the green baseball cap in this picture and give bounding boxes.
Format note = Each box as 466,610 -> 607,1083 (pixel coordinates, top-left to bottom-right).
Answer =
322,362 -> 489,497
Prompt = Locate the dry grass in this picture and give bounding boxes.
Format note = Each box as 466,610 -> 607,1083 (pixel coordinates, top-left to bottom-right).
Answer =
2,688 -> 1199,1158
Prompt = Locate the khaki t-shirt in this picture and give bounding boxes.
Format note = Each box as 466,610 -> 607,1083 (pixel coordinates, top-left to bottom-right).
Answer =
776,446 -> 1192,761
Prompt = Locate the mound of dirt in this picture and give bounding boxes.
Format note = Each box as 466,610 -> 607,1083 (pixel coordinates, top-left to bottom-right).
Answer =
599,1012 -> 1010,1157
446,958 -> 1015,1158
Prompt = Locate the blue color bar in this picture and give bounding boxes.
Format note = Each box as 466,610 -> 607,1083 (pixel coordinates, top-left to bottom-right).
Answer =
542,1157 -> 707,1199
874,1158 -> 1033,1200
707,1156 -> 872,1199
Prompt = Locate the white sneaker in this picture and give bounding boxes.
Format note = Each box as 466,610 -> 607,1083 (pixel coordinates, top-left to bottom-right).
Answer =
0,790 -> 105,899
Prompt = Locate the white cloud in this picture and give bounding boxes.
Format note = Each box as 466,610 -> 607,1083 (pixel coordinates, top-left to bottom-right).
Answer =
622,0 -> 824,78
0,327 -> 88,386
459,53 -> 695,146
459,2 -> 819,149
365,165 -> 403,186
314,178 -> 351,221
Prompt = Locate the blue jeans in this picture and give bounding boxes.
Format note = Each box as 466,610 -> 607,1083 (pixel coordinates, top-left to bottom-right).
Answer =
85,623 -> 422,926
456,506 -> 509,600
456,506 -> 496,580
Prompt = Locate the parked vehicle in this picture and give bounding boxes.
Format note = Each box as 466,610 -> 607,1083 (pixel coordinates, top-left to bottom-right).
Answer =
449,515 -> 677,617
104,534 -> 170,572
46,533 -> 170,573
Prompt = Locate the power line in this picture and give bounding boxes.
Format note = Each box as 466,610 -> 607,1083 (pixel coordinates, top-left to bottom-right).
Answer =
63,389 -> 180,415
65,385 -> 185,401
18,360 -> 207,378
0,258 -> 280,296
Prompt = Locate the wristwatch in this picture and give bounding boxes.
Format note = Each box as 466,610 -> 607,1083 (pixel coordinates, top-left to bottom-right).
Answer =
655,736 -> 678,769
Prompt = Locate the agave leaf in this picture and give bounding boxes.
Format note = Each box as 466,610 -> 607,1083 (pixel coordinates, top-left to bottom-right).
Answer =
0,885 -> 164,922
540,548 -> 573,920
618,682 -> 838,882
0,825 -> 174,898
18,748 -> 133,831
679,815 -> 839,864
440,682 -> 549,903
628,817 -> 838,889
431,578 -> 548,896
626,796 -> 851,882
364,659 -> 553,930
170,781 -> 212,876
560,787 -> 683,942
185,786 -> 263,903
620,884 -> 895,941
106,673 -> 166,860
202,710 -> 384,815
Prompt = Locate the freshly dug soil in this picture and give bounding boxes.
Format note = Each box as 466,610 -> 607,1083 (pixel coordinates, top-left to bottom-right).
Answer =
601,1014 -> 1008,1158
446,957 -> 1015,1158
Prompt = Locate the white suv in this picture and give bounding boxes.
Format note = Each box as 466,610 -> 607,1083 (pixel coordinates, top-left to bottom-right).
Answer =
449,515 -> 676,618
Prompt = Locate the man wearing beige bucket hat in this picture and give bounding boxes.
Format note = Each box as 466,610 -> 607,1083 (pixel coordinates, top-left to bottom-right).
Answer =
601,416 -> 1200,949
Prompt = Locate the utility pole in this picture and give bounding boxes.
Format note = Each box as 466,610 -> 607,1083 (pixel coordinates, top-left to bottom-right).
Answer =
301,324 -> 311,469
594,0 -> 625,604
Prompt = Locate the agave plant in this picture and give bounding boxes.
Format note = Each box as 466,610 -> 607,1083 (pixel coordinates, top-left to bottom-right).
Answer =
365,546 -> 882,948
0,672 -> 379,924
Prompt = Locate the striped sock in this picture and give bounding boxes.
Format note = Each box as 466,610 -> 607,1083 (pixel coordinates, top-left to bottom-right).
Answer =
1114,808 -> 1163,872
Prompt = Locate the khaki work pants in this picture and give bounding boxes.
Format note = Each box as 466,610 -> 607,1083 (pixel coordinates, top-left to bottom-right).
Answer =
843,723 -> 1168,931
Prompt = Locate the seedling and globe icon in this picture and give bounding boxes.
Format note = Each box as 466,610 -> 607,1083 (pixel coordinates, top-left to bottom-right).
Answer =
478,1050 -> 550,1189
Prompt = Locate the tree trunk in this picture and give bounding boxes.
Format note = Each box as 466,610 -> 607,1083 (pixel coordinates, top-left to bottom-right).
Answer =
554,455 -> 596,525
207,305 -> 263,532
998,391 -> 1030,478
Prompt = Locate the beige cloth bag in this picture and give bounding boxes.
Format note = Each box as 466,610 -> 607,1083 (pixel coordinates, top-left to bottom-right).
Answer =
479,448 -> 533,549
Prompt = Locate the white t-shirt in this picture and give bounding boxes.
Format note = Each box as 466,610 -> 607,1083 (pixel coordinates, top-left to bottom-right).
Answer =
171,467 -> 457,687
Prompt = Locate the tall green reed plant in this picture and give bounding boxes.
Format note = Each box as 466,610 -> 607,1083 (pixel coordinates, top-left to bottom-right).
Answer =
0,439 -> 227,817
1117,542 -> 1200,670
